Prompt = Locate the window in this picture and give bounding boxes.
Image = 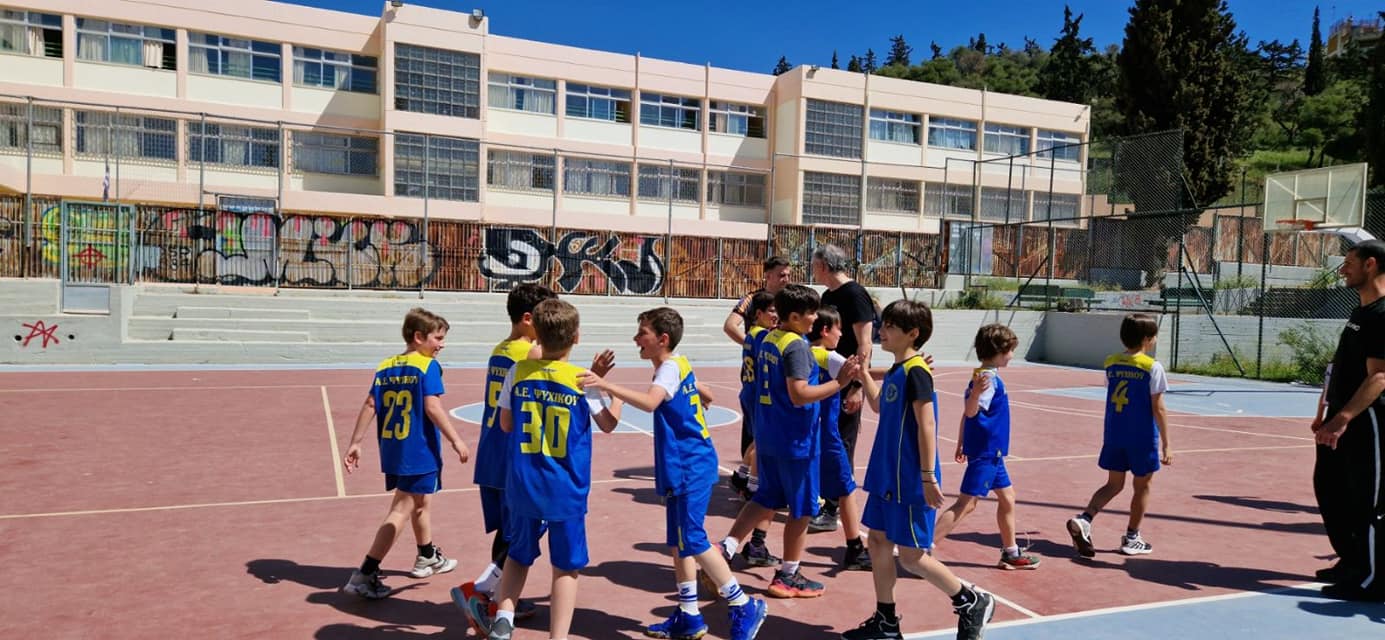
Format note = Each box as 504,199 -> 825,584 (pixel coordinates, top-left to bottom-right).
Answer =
565,83 -> 632,123
1037,129 -> 1081,162
869,109 -> 920,145
1033,192 -> 1080,221
394,133 -> 479,201
638,165 -> 700,202
189,33 -> 280,82
563,158 -> 631,197
188,123 -> 279,169
639,93 -> 700,130
74,111 -> 177,161
924,183 -> 973,217
76,19 -> 174,70
0,103 -> 61,153
979,187 -> 1027,222
984,123 -> 1030,156
709,101 -> 765,138
867,177 -> 920,213
802,171 -> 860,226
805,99 -> 863,159
707,171 -> 766,207
487,150 -> 555,192
293,132 -> 377,176
488,73 -> 556,114
293,47 -> 377,93
927,117 -> 976,150
394,43 -> 480,118
0,9 -> 61,58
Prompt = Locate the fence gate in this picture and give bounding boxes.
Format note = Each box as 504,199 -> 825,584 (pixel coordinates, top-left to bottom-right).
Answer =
59,200 -> 135,313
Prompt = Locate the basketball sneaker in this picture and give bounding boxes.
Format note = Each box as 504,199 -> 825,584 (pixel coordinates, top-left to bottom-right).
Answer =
809,501 -> 841,533
998,550 -> 1041,570
410,547 -> 458,578
767,570 -> 824,598
487,617 -> 514,640
727,598 -> 768,640
1066,516 -> 1095,557
453,583 -> 492,636
741,539 -> 781,567
841,610 -> 903,640
644,609 -> 709,639
1119,533 -> 1153,555
342,569 -> 391,600
954,587 -> 995,640
843,543 -> 873,571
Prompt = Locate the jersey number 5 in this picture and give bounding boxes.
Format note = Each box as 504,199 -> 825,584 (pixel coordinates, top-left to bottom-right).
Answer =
380,390 -> 413,439
520,401 -> 570,458
484,381 -> 503,429
1109,380 -> 1130,414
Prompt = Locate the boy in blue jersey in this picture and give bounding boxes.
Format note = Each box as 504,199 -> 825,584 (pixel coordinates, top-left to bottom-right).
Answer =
341,308 -> 472,600
846,300 -> 994,640
728,291 -> 782,568
932,324 -> 1040,570
1066,313 -> 1172,558
483,298 -> 622,640
718,284 -> 862,599
582,307 -> 769,640
808,307 -> 872,571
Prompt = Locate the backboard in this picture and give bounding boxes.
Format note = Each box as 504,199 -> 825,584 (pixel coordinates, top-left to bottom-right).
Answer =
1264,163 -> 1367,232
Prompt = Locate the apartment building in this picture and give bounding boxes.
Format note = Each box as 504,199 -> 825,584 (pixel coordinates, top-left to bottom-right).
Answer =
0,0 -> 1090,240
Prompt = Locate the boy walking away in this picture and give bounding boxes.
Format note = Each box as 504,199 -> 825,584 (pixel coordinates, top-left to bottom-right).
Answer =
1066,313 -> 1172,558
808,307 -> 872,571
479,299 -> 621,640
582,307 -> 769,640
342,308 -> 472,599
932,324 -> 1040,570
846,300 -> 995,640
718,284 -> 862,599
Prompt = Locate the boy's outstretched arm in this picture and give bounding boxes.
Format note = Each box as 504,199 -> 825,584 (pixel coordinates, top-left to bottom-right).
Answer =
787,356 -> 862,406
858,361 -> 881,414
343,393 -> 376,474
425,395 -> 471,464
1153,393 -> 1171,465
581,371 -> 666,413
592,395 -> 624,433
695,381 -> 716,408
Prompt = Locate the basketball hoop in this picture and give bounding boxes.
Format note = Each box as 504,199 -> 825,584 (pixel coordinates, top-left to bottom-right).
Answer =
1274,218 -> 1376,244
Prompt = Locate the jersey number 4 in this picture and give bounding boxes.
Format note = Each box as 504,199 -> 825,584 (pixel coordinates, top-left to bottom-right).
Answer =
520,401 -> 570,458
380,390 -> 413,439
1109,380 -> 1130,414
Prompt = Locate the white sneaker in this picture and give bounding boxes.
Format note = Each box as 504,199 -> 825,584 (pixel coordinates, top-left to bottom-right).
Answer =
342,569 -> 391,599
1119,533 -> 1153,556
1066,516 -> 1095,557
410,548 -> 459,578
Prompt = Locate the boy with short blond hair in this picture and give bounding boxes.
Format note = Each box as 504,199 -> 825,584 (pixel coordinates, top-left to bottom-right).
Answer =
342,308 -> 471,600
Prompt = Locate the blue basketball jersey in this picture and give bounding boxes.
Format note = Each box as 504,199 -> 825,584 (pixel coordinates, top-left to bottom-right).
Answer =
739,325 -> 770,406
651,356 -> 719,496
474,338 -> 534,489
812,346 -> 843,436
962,368 -> 1010,458
863,355 -> 940,504
371,352 -> 446,476
755,329 -> 820,460
1103,352 -> 1159,445
505,359 -> 594,521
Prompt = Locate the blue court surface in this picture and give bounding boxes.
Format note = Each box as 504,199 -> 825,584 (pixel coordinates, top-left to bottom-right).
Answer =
1034,374 -> 1322,418
451,401 -> 740,434
905,584 -> 1385,639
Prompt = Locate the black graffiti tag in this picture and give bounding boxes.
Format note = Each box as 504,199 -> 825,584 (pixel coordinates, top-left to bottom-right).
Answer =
479,228 -> 664,295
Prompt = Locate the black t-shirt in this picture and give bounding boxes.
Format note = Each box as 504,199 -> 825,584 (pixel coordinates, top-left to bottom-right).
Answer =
821,280 -> 876,357
1325,296 -> 1385,417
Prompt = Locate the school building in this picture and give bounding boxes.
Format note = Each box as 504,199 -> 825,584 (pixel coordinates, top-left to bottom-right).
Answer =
0,0 -> 1090,241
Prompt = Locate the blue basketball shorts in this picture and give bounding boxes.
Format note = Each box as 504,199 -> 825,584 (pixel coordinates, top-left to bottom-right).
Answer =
384,471 -> 440,494
665,482 -> 714,558
507,515 -> 589,571
1098,438 -> 1161,477
958,456 -> 1012,497
752,453 -> 820,519
819,426 -> 857,499
862,493 -> 936,550
479,486 -> 510,535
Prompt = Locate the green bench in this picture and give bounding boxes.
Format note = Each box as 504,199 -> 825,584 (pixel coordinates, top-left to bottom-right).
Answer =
1159,287 -> 1214,311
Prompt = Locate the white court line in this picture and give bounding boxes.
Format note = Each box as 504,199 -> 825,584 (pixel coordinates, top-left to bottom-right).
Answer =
617,417 -> 738,477
0,477 -> 640,521
854,443 -> 1312,469
321,386 -> 346,498
901,581 -> 1328,638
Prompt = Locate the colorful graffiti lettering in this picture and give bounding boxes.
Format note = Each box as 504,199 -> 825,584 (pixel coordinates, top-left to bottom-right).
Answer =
38,205 -> 133,271
479,227 -> 664,295
19,320 -> 60,349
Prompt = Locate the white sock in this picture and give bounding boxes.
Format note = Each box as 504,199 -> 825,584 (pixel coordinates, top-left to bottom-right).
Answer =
781,560 -> 801,576
718,578 -> 751,607
495,609 -> 515,624
475,562 -> 503,595
677,581 -> 699,614
1003,545 -> 1019,558
720,537 -> 739,557
736,465 -> 749,477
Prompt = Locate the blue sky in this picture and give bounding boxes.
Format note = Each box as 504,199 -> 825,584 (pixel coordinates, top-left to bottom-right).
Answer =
279,1 -> 1380,74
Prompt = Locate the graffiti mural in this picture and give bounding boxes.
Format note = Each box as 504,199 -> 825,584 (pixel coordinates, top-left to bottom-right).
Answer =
479,227 -> 665,295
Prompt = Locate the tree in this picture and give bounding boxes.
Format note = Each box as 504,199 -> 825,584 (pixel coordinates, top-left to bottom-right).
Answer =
1117,0 -> 1256,209
1365,13 -> 1385,187
1039,5 -> 1098,103
772,56 -> 792,76
1305,6 -> 1327,95
831,50 -> 840,69
886,35 -> 912,67
847,55 -> 862,72
930,41 -> 943,60
974,33 -> 989,54
863,49 -> 878,72
1298,80 -> 1366,166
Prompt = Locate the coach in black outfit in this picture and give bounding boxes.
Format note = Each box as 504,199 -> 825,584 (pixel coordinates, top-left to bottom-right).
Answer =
1313,239 -> 1385,602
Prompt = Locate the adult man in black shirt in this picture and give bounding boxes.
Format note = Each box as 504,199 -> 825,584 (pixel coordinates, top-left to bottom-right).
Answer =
812,243 -> 878,532
723,256 -> 792,344
1313,239 -> 1385,601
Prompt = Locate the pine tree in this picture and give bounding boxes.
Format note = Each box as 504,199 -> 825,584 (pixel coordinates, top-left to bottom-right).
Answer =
831,50 -> 840,69
975,33 -> 989,54
1040,5 -> 1098,103
847,55 -> 862,72
886,35 -> 912,67
1305,6 -> 1327,95
931,41 -> 943,60
863,49 -> 878,72
772,56 -> 792,76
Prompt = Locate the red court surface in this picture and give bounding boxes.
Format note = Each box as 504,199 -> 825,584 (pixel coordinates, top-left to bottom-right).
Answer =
0,363 -> 1328,639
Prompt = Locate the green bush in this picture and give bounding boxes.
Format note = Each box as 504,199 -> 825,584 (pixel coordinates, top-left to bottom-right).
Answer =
1172,350 -> 1300,382
970,277 -> 1021,292
1279,323 -> 1335,385
1214,274 -> 1259,290
941,289 -> 1007,309
1305,267 -> 1342,289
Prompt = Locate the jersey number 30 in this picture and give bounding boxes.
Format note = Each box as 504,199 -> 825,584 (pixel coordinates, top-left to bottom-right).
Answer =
520,401 -> 570,458
1109,380 -> 1130,414
380,390 -> 413,439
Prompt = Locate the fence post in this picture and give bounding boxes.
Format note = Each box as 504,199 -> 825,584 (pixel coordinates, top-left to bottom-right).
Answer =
665,158 -> 673,303
1173,226 -> 1185,370
274,120 -> 285,294
896,230 -> 904,290
1255,230 -> 1269,378
23,97 -> 33,279
420,134 -> 429,299
716,237 -> 724,300
346,218 -> 354,291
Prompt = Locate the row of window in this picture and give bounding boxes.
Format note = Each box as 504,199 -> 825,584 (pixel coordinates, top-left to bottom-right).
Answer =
803,171 -> 1082,226
807,99 -> 1082,161
490,73 -> 766,137
486,151 -> 767,207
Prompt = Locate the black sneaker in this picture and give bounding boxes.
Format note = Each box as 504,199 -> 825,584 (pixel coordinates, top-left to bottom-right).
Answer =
843,544 -> 872,571
841,611 -> 902,640
809,503 -> 840,533
1315,562 -> 1361,584
730,472 -> 750,501
741,539 -> 781,567
954,588 -> 995,640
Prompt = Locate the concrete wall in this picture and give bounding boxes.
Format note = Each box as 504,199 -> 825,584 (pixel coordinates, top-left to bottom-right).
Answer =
1041,311 -> 1164,369
1169,314 -> 1344,366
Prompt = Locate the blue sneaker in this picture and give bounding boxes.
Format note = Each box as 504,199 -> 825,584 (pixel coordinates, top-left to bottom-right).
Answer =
644,609 -> 708,639
728,598 -> 768,640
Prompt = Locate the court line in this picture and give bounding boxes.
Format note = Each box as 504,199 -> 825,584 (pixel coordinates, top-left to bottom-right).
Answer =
321,386 -> 346,498
0,477 -> 640,521
853,443 -> 1312,470
617,417 -> 739,477
901,581 -> 1327,638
